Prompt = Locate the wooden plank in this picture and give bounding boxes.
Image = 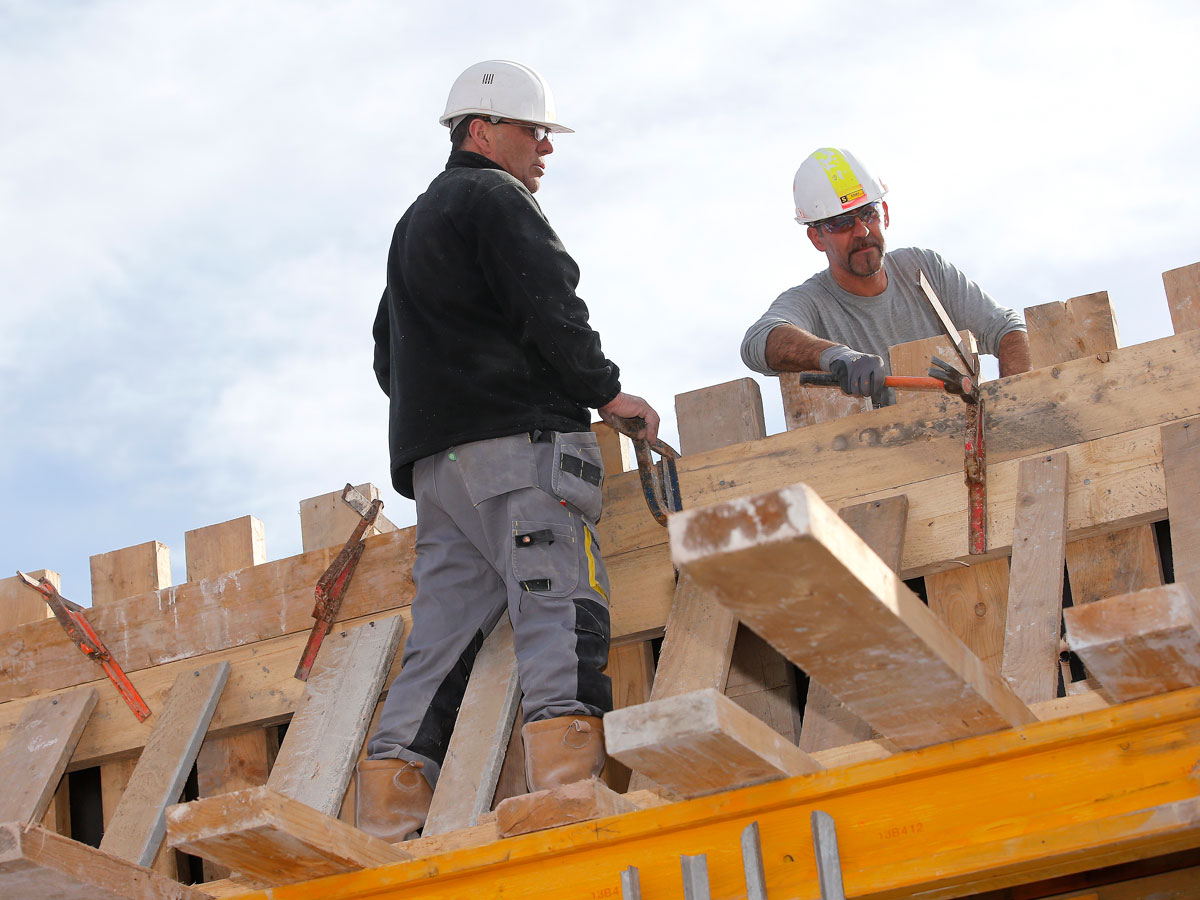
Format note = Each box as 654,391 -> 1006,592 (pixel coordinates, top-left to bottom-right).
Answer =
1065,529 -> 1163,604
266,615 -> 405,815
1163,261 -> 1200,334
184,513 -> 273,883
599,330 -> 1200,566
669,483 -> 1035,749
888,330 -> 978,404
605,688 -> 820,798
299,483 -> 395,553
423,615 -> 519,835
494,778 -> 635,838
799,496 -> 908,753
674,377 -> 766,454
232,688 -> 1200,900
926,559 -> 1010,674
98,662 -> 229,866
1025,291 -> 1119,368
600,641 -> 654,793
591,420 -> 633,475
1002,452 -> 1070,704
0,687 -> 97,824
0,822 -> 208,900
90,541 -> 172,606
184,515 -> 265,582
0,569 -> 56,633
1065,583 -> 1200,702
779,372 -> 870,429
165,786 -> 409,887
1162,420 -> 1200,596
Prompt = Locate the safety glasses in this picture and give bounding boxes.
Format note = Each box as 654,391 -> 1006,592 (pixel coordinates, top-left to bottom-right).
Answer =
490,117 -> 553,143
813,201 -> 882,234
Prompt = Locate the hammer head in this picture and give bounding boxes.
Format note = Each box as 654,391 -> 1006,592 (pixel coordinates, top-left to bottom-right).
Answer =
929,356 -> 980,404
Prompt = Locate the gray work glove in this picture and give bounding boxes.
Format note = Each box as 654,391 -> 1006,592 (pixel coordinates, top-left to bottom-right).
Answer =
819,345 -> 886,398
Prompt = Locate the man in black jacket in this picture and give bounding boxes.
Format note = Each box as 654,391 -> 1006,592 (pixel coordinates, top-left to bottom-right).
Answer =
357,60 -> 660,842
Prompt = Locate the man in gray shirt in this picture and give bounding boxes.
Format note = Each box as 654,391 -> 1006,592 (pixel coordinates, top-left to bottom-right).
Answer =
741,148 -> 1031,404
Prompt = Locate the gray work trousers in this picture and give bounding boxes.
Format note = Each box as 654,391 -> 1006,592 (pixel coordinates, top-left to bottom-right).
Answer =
367,431 -> 612,787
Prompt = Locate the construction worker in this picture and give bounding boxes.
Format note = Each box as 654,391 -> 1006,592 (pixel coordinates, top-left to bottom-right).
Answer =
358,60 -> 661,842
741,147 -> 1031,403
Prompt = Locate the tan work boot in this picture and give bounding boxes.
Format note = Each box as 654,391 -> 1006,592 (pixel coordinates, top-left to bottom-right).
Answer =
354,759 -> 433,843
522,715 -> 606,792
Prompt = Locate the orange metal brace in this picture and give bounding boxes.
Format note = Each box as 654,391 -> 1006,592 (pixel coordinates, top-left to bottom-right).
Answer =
17,571 -> 152,722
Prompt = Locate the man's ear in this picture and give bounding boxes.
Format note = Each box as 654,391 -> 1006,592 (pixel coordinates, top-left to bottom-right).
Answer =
806,224 -> 826,253
467,117 -> 492,150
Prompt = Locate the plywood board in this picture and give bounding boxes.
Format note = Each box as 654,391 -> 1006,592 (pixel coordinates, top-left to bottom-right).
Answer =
669,483 -> 1034,749
299,483 -> 395,553
1162,420 -> 1200,597
1002,452 -> 1070,704
424,615 -> 519,835
90,541 -> 172,606
927,559 -> 1010,674
779,373 -> 871,429
184,515 -> 265,582
1065,583 -> 1200,702
1025,292 -> 1119,368
1163,261 -> 1200,334
0,570 -> 57,633
606,689 -> 820,797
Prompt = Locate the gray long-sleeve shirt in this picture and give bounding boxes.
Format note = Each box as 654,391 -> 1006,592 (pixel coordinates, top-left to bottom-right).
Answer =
741,247 -> 1025,379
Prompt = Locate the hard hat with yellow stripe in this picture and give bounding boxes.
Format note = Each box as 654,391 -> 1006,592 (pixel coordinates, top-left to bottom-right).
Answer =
793,148 -> 888,225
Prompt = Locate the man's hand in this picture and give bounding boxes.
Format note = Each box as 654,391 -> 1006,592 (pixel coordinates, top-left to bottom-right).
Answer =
599,392 -> 661,444
819,345 -> 886,397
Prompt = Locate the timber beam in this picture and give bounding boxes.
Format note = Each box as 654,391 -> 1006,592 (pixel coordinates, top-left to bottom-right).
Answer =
667,482 -> 1034,748
222,687 -> 1200,900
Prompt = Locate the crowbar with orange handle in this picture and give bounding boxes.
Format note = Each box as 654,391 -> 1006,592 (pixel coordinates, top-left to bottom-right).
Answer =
294,484 -> 383,681
16,571 -> 152,722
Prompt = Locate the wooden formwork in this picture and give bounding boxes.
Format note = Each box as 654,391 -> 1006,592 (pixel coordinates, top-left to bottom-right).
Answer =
1,261 -> 1200,899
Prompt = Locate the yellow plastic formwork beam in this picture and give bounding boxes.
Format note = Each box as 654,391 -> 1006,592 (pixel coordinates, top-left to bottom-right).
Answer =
233,687 -> 1200,900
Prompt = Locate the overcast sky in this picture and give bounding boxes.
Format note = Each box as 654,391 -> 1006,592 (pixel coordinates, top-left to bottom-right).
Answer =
4,1 -> 1199,605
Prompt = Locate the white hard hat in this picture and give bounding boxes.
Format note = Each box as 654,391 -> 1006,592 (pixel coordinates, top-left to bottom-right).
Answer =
793,148 -> 887,224
440,60 -> 573,134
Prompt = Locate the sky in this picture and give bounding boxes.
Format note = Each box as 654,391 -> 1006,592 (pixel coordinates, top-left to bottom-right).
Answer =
3,0 -> 1199,605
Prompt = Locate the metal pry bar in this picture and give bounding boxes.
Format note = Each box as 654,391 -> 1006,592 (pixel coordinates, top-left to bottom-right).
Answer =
16,571 -> 152,722
294,484 -> 383,681
609,415 -> 682,527
811,810 -> 847,900
918,270 -> 978,377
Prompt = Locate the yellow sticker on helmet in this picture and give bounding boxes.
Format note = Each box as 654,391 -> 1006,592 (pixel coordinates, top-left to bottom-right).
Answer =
814,148 -> 866,210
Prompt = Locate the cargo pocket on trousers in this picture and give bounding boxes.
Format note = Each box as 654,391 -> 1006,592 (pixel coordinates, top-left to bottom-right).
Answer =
550,431 -> 604,522
455,434 -> 539,505
512,520 -> 578,598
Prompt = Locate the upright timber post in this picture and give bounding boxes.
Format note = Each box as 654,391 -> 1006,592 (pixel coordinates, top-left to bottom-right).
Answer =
186,514 -> 274,883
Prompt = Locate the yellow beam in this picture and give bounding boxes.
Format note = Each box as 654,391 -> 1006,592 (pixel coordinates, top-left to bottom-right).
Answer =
227,687 -> 1200,900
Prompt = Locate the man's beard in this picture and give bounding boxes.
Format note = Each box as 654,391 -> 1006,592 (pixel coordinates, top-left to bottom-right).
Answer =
847,237 -> 885,277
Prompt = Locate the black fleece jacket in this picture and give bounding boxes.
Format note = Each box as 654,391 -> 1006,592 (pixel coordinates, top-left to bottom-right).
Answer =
373,151 -> 622,498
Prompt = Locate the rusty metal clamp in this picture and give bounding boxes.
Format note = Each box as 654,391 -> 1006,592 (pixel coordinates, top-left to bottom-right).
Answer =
609,416 -> 682,526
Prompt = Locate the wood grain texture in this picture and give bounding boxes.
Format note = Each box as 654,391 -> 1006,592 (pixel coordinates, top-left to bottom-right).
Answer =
605,689 -> 820,798
0,823 -> 208,900
1162,420 -> 1200,597
0,570 -> 56,636
299,483 -> 395,553
674,377 -> 766,454
1002,452 -> 1071,704
798,496 -> 909,753
90,541 -> 172,606
779,373 -> 871,429
98,662 -> 229,866
424,615 -> 519,835
1025,292 -> 1119,368
165,786 -> 409,887
670,483 -> 1035,749
267,616 -> 404,816
927,559 -> 1010,675
494,777 -> 635,838
1065,584 -> 1200,702
1163,261 -> 1200,334
184,515 -> 266,582
600,640 -> 654,794
0,687 -> 97,825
